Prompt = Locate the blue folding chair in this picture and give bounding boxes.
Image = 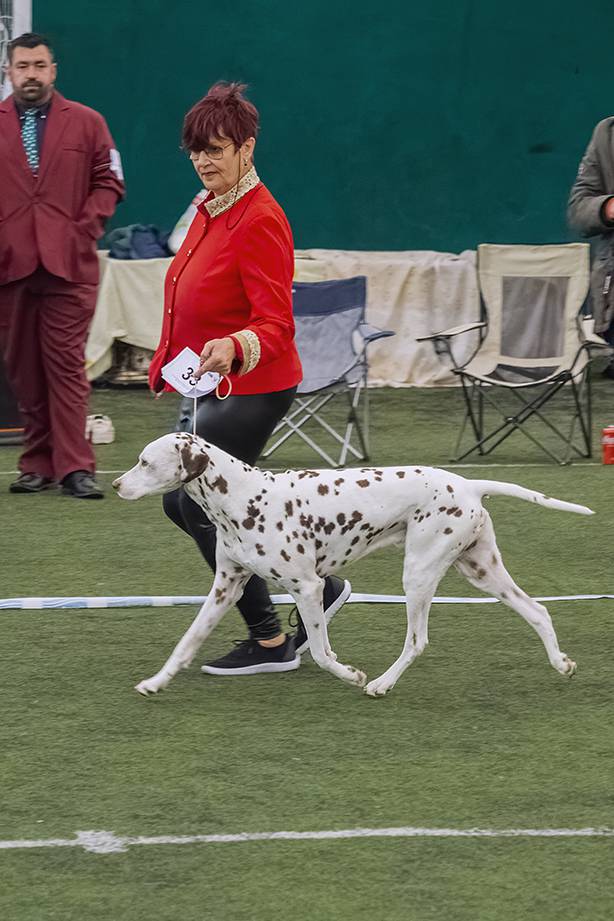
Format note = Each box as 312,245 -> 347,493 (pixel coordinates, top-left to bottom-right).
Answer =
262,276 -> 394,466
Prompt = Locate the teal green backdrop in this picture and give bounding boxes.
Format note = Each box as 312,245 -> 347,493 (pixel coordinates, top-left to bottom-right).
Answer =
33,0 -> 614,251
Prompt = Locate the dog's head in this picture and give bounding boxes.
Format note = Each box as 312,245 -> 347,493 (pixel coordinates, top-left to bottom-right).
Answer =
112,432 -> 210,500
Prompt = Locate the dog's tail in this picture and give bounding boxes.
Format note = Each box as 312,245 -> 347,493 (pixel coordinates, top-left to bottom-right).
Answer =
471,480 -> 594,516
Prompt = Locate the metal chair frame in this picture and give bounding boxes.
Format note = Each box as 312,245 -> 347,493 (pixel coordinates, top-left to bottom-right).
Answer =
450,344 -> 596,465
263,365 -> 371,468
261,277 -> 392,468
418,245 -> 611,465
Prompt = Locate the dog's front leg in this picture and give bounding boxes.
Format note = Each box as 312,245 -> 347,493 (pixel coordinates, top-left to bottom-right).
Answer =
294,582 -> 366,689
135,566 -> 249,697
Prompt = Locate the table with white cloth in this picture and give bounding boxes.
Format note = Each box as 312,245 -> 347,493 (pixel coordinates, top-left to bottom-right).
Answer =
86,249 -> 481,386
86,252 -> 171,381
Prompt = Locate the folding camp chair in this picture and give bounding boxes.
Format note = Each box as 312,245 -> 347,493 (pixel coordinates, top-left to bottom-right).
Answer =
262,276 -> 394,467
417,243 -> 611,464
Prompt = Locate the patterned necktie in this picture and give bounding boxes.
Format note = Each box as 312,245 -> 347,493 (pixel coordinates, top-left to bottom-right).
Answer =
21,108 -> 39,174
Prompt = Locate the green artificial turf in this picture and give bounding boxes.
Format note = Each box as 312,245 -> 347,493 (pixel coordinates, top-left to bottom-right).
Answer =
1,381 -> 613,920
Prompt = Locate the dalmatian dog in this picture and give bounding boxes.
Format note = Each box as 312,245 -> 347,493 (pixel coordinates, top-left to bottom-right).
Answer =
113,432 -> 593,698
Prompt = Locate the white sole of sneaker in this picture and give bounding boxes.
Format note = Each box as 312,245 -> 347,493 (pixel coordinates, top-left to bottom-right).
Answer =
295,579 -> 352,656
200,657 -> 301,676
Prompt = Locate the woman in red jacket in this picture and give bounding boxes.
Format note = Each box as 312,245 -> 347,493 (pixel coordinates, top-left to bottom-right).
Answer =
150,83 -> 350,675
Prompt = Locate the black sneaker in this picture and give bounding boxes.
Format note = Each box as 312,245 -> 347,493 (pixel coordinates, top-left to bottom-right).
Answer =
291,576 -> 352,656
201,635 -> 300,676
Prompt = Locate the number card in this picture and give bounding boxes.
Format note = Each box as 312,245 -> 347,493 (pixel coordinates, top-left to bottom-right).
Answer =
161,347 -> 221,397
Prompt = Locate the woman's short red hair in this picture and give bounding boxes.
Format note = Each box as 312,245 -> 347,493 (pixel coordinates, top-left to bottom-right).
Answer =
182,82 -> 259,151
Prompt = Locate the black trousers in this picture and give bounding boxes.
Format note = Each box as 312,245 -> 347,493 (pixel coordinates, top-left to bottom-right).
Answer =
163,387 -> 297,639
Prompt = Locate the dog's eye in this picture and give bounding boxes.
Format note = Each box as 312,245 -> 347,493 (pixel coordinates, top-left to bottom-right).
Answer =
141,459 -> 149,468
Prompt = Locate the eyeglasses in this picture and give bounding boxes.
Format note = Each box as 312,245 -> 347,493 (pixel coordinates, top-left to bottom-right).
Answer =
189,142 -> 235,161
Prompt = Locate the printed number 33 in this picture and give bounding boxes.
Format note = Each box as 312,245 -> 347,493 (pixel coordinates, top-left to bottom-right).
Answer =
181,366 -> 198,386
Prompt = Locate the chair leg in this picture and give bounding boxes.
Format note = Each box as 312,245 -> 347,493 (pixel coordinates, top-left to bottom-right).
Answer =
509,383 -> 570,442
476,382 -> 572,463
454,376 -> 593,465
363,377 -> 370,458
262,383 -> 370,468
453,378 -> 485,461
261,394 -> 336,460
478,385 -> 485,451
507,376 -> 592,462
310,403 -> 365,462
453,383 -> 471,460
587,364 -> 593,456
567,370 -> 592,460
340,379 -> 369,466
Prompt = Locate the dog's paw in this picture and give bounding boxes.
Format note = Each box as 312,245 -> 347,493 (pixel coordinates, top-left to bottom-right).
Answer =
345,667 -> 367,688
134,676 -> 164,697
560,655 -> 577,677
364,677 -> 392,697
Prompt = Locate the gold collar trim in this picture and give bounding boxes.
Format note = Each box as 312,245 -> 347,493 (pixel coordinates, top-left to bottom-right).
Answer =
205,167 -> 260,218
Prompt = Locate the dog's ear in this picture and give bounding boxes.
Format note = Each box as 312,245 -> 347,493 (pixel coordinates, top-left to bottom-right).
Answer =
179,443 -> 210,483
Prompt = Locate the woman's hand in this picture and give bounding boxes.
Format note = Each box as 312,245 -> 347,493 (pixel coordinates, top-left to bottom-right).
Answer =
196,337 -> 236,377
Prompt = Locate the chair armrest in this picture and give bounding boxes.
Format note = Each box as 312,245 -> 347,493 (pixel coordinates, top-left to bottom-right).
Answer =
415,321 -> 486,342
358,323 -> 395,344
584,336 -> 612,350
416,320 -> 486,372
578,315 -> 613,349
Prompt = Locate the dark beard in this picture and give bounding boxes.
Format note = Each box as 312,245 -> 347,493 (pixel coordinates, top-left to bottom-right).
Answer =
16,83 -> 49,105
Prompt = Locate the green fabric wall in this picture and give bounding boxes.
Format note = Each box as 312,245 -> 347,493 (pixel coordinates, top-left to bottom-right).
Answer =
34,0 -> 614,251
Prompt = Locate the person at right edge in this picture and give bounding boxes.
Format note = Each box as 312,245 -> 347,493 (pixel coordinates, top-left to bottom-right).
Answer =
568,117 -> 614,377
148,82 -> 351,675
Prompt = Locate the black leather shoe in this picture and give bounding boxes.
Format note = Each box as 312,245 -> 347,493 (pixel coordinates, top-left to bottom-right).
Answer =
61,470 -> 104,499
9,473 -> 55,494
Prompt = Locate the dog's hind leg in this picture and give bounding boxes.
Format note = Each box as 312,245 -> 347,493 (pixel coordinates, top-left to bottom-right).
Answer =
135,563 -> 251,696
293,580 -> 366,688
454,513 -> 576,677
364,546 -> 448,698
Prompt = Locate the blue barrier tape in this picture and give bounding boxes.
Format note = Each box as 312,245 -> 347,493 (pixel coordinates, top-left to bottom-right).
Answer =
0,593 -> 613,611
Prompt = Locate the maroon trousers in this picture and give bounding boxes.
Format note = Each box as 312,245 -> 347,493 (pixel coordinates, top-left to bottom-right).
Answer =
0,267 -> 97,481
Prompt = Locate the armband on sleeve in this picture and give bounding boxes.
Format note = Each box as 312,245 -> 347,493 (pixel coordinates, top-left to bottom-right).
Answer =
232,329 -> 261,375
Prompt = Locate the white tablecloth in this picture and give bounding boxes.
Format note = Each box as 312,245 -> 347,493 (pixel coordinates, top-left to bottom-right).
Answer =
86,252 -> 170,381
86,249 -> 481,386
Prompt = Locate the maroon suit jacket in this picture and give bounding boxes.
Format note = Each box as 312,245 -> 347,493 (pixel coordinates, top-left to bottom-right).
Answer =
0,91 -> 125,285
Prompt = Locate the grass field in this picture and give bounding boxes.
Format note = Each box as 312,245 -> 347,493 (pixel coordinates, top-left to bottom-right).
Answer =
1,380 -> 613,920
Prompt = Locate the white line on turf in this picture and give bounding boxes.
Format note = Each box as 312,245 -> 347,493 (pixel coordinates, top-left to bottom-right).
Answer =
1,826 -> 613,854
448,462 -> 601,468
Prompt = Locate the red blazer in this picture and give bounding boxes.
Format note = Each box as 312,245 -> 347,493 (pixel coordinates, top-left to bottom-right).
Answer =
149,182 -> 302,396
0,91 -> 124,285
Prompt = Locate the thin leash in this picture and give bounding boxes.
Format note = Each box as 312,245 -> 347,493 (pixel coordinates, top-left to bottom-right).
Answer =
192,375 -> 233,435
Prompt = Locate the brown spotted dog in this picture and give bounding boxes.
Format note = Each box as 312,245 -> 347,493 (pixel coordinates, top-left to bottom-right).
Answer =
113,432 -> 593,698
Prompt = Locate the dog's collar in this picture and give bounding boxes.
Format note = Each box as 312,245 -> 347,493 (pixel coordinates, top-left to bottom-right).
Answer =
203,167 -> 260,219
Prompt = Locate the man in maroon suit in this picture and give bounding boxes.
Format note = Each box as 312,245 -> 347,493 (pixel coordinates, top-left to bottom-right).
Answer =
0,33 -> 125,498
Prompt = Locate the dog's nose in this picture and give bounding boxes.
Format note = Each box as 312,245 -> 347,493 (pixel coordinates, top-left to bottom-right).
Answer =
111,478 -> 121,491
